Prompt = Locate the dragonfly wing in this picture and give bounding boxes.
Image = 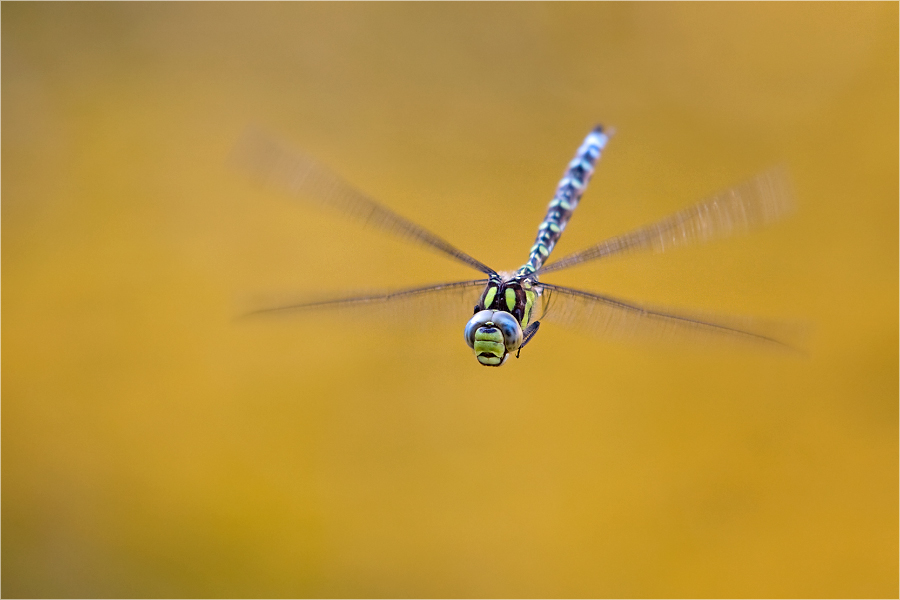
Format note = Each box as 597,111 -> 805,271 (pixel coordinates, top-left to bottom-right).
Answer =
538,167 -> 794,274
240,279 -> 489,325
536,283 -> 807,352
231,129 -> 496,276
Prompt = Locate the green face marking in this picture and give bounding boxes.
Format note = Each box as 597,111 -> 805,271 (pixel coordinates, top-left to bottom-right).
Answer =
483,286 -> 497,309
475,329 -> 504,344
505,288 -> 516,311
474,339 -> 504,353
473,328 -> 506,366
477,353 -> 504,366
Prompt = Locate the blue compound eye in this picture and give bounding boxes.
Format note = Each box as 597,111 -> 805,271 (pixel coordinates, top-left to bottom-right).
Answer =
490,311 -> 523,352
465,310 -> 495,349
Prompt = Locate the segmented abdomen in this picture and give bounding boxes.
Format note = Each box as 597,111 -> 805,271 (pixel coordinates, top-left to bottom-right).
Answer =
517,126 -> 609,275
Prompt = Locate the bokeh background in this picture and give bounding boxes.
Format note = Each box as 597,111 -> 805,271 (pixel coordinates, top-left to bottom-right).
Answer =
3,3 -> 896,598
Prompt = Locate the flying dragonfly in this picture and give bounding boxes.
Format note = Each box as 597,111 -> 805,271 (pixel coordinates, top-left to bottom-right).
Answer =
234,126 -> 798,366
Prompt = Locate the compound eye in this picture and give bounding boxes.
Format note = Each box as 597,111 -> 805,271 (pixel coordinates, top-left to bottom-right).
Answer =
491,310 -> 523,352
465,310 -> 495,348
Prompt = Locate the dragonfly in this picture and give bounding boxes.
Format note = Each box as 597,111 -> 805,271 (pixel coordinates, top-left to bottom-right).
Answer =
234,126 -> 797,366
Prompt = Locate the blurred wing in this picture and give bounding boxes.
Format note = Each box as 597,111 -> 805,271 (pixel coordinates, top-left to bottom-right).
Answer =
537,283 -> 806,352
240,279 -> 488,323
538,168 -> 794,274
231,129 -> 496,276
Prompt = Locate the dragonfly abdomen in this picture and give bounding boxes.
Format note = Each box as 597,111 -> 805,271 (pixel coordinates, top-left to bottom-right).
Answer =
517,126 -> 609,275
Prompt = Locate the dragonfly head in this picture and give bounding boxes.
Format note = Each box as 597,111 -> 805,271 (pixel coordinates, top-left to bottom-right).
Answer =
464,310 -> 523,367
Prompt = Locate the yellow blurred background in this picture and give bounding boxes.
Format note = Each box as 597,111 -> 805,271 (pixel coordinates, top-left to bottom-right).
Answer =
3,3 -> 896,597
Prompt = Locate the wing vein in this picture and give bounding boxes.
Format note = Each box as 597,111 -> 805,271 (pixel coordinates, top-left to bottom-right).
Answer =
241,279 -> 488,318
232,129 -> 496,276
537,167 -> 794,274
538,282 -> 804,351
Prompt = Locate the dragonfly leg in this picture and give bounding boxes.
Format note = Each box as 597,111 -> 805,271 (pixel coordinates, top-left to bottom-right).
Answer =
516,321 -> 541,358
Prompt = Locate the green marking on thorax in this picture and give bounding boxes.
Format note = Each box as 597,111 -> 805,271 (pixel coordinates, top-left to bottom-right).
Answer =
505,288 -> 516,311
483,286 -> 497,309
523,289 -> 536,325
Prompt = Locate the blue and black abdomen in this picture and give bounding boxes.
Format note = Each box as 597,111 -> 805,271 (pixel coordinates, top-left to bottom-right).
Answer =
517,126 -> 609,275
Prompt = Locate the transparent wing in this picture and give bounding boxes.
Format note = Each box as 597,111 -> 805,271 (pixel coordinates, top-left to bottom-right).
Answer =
536,283 -> 806,352
239,279 -> 488,324
231,129 -> 496,276
537,168 -> 794,274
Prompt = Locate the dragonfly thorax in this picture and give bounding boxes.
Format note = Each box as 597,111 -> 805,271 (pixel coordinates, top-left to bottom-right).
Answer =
477,275 -> 538,323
